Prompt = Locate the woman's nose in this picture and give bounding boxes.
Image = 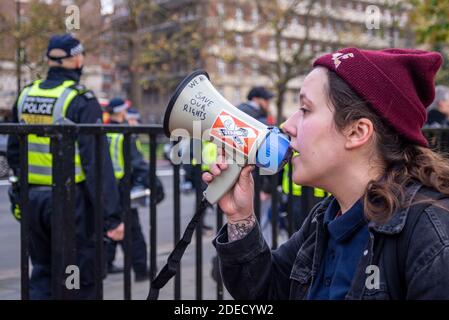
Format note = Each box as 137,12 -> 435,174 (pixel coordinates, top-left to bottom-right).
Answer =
282,113 -> 298,137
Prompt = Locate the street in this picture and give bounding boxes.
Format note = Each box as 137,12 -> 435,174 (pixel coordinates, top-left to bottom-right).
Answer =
0,170 -> 231,300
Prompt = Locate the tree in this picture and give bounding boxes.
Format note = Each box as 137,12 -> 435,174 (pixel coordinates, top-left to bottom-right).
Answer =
0,0 -> 66,92
0,0 -> 104,94
141,1 -> 211,95
212,0 -> 324,125
107,0 -> 156,109
108,0 -> 212,111
253,0 -> 318,125
409,0 -> 449,44
408,0 -> 449,85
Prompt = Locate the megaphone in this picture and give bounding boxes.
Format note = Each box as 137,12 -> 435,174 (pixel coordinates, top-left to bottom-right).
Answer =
164,70 -> 293,204
149,70 -> 293,300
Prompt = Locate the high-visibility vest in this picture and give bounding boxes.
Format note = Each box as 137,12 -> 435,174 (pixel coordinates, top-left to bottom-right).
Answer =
201,141 -> 217,171
17,79 -> 86,185
282,164 -> 326,198
107,133 -> 125,180
282,163 -> 302,196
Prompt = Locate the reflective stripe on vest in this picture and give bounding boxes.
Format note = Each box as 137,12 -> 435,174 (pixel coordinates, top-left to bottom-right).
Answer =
17,80 -> 85,185
282,163 -> 326,198
201,141 -> 217,171
282,163 -> 302,196
107,133 -> 125,180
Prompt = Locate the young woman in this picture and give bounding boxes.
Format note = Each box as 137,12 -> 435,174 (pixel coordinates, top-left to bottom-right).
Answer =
203,48 -> 449,299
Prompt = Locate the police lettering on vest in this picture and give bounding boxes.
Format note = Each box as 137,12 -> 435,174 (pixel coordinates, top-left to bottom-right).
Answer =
17,80 -> 86,185
107,133 -> 125,180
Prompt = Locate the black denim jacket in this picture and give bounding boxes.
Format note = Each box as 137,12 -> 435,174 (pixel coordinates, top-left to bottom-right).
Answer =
213,181 -> 449,299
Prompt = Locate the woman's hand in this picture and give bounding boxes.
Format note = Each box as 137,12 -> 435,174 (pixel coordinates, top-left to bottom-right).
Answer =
202,158 -> 255,224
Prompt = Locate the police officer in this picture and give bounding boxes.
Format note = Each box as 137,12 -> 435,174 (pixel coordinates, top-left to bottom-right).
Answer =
237,86 -> 274,125
125,106 -> 141,126
6,34 -> 124,299
105,98 -> 164,281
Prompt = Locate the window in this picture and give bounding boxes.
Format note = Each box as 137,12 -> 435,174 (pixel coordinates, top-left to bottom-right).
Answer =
217,59 -> 226,74
326,20 -> 333,32
253,36 -> 260,49
233,87 -> 241,104
219,30 -> 225,47
292,42 -> 300,52
281,39 -> 288,51
251,61 -> 258,77
291,16 -> 299,26
103,74 -> 113,84
217,2 -> 225,17
252,7 -> 259,24
236,34 -> 243,49
235,60 -> 242,74
304,43 -> 311,54
292,90 -> 299,104
384,9 -> 391,22
235,7 -> 243,22
335,20 -> 343,32
188,6 -> 197,19
269,39 -> 275,51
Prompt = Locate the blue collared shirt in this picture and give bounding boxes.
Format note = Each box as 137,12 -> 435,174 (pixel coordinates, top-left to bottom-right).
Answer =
307,197 -> 369,300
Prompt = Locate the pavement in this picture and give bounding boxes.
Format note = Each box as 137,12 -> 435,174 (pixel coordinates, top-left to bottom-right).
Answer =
0,166 -> 233,300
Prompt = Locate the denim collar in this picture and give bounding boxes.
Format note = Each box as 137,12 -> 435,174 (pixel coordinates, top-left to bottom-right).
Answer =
323,198 -> 366,243
312,180 -> 424,236
368,180 -> 424,235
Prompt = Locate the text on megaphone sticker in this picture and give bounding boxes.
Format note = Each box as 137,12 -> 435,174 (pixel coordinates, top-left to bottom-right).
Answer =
210,110 -> 260,156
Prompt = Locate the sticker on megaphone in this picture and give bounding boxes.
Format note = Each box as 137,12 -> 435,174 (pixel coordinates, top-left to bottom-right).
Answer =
163,70 -> 292,204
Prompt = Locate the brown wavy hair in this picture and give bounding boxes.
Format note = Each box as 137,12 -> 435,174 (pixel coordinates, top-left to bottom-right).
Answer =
325,69 -> 449,223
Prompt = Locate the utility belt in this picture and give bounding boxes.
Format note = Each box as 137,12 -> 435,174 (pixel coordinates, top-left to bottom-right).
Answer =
28,185 -> 53,192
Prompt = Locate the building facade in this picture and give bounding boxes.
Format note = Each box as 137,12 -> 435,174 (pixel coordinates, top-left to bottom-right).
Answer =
106,0 -> 413,122
0,0 -> 106,113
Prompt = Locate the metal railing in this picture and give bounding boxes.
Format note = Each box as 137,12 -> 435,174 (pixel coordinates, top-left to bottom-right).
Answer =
1,124 -> 448,300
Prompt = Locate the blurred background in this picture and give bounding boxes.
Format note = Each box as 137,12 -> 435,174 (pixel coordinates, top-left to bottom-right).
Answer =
0,0 -> 447,126
1,0 -> 449,300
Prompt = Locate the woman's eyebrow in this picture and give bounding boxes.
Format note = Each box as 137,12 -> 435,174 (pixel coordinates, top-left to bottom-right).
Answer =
299,93 -> 314,107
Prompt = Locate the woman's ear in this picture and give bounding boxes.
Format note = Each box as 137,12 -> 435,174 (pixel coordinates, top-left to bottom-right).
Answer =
344,118 -> 374,150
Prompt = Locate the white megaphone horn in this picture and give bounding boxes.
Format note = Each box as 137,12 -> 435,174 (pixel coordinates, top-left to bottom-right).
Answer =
163,70 -> 292,204
148,70 -> 293,300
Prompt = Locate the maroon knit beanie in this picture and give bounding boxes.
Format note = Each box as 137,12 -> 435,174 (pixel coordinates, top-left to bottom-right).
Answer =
313,48 -> 443,147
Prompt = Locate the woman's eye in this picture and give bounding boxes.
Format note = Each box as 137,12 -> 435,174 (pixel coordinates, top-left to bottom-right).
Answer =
299,107 -> 309,114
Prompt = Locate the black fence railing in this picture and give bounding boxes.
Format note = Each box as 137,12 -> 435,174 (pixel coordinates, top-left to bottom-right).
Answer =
1,125 -> 448,300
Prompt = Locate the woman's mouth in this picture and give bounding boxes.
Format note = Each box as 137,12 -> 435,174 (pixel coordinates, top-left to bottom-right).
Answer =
290,145 -> 300,156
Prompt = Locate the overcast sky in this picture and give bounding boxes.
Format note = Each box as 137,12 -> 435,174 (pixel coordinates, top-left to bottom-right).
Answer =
100,0 -> 114,15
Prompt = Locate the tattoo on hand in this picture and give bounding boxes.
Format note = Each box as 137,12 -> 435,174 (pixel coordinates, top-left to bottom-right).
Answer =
228,215 -> 256,242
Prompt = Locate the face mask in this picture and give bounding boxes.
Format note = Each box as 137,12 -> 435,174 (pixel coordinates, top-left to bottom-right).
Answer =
74,65 -> 84,77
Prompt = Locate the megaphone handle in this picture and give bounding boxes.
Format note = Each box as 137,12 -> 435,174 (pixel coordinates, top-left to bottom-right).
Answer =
203,163 -> 242,204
